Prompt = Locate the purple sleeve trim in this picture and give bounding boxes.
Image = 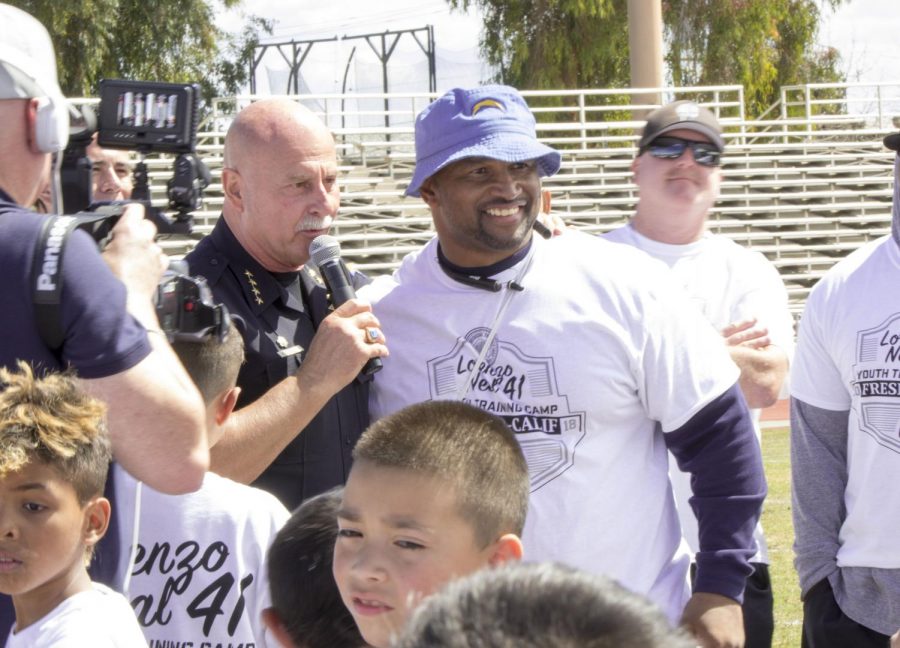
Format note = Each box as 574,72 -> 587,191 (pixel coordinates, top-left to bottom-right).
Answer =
664,384 -> 767,603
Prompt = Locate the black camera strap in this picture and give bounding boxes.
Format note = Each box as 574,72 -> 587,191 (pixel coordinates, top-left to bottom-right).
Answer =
31,214 -> 80,352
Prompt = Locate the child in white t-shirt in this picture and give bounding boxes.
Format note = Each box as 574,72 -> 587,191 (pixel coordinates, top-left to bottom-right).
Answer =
0,362 -> 146,647
111,322 -> 289,647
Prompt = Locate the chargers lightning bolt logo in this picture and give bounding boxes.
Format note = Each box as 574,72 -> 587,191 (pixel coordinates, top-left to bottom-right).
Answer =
472,98 -> 505,115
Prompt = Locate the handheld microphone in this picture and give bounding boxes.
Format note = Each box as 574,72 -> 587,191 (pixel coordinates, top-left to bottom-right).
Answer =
309,235 -> 382,376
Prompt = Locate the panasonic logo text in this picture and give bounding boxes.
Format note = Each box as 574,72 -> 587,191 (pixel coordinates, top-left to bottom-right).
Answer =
37,217 -> 75,292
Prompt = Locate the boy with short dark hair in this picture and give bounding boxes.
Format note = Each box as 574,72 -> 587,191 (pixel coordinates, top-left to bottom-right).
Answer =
332,400 -> 529,647
0,362 -> 146,646
396,562 -> 696,648
263,488 -> 366,648
111,324 -> 289,647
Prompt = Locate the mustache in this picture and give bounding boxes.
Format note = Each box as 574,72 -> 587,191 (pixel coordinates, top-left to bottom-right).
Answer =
296,214 -> 333,232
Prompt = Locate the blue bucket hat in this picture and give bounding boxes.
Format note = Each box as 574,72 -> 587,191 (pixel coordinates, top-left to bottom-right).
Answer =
405,85 -> 562,197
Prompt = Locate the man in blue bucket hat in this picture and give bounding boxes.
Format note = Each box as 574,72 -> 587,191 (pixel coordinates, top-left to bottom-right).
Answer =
405,88 -> 561,196
362,85 -> 766,647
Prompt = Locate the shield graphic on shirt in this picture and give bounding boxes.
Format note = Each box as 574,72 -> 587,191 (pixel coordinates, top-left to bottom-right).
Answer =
427,327 -> 587,490
852,313 -> 900,454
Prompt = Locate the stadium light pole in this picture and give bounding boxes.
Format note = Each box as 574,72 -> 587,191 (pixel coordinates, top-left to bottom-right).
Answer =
627,0 -> 664,119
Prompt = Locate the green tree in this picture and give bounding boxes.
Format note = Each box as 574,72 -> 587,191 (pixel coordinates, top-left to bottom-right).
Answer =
6,0 -> 271,101
666,0 -> 845,116
453,0 -> 629,90
450,0 -> 846,116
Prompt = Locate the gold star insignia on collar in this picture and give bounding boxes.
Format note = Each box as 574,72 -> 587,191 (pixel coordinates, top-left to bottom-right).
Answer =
304,265 -> 325,287
244,269 -> 264,305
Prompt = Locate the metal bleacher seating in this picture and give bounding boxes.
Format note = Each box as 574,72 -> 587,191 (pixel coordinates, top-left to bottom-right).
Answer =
139,83 -> 900,320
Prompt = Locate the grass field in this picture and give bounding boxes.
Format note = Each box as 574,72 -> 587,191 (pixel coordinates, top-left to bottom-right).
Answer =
761,425 -> 803,647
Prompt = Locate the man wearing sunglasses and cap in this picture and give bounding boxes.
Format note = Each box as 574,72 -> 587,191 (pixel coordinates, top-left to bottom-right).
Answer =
605,101 -> 794,648
363,85 -> 766,647
788,132 -> 900,646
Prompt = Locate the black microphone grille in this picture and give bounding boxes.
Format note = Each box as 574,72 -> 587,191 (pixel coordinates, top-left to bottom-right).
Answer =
309,234 -> 342,266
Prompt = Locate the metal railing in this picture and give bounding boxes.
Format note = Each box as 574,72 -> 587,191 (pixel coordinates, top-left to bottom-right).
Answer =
208,85 -> 745,151
778,81 -> 900,128
78,84 -> 900,312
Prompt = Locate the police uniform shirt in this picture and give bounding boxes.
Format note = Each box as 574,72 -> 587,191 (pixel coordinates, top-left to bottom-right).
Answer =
186,217 -> 369,509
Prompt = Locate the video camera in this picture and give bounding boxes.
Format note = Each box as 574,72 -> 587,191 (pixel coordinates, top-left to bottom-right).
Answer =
43,79 -> 227,345
60,78 -> 209,239
156,262 -> 230,344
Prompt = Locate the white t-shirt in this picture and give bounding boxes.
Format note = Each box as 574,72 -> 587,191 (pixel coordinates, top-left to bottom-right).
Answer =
791,235 -> 900,568
363,231 -> 740,623
5,583 -> 146,647
112,464 -> 289,648
604,224 -> 795,563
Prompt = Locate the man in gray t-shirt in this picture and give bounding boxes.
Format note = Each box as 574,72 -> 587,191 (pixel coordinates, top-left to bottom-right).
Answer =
790,131 -> 900,646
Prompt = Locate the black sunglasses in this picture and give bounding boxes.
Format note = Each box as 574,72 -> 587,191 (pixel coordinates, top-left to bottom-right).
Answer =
644,136 -> 722,167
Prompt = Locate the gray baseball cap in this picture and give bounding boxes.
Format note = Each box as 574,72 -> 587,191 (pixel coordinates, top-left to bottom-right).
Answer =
638,100 -> 725,154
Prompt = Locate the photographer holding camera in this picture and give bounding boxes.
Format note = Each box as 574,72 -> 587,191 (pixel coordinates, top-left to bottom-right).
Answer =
0,6 -> 209,642
0,6 -> 207,490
